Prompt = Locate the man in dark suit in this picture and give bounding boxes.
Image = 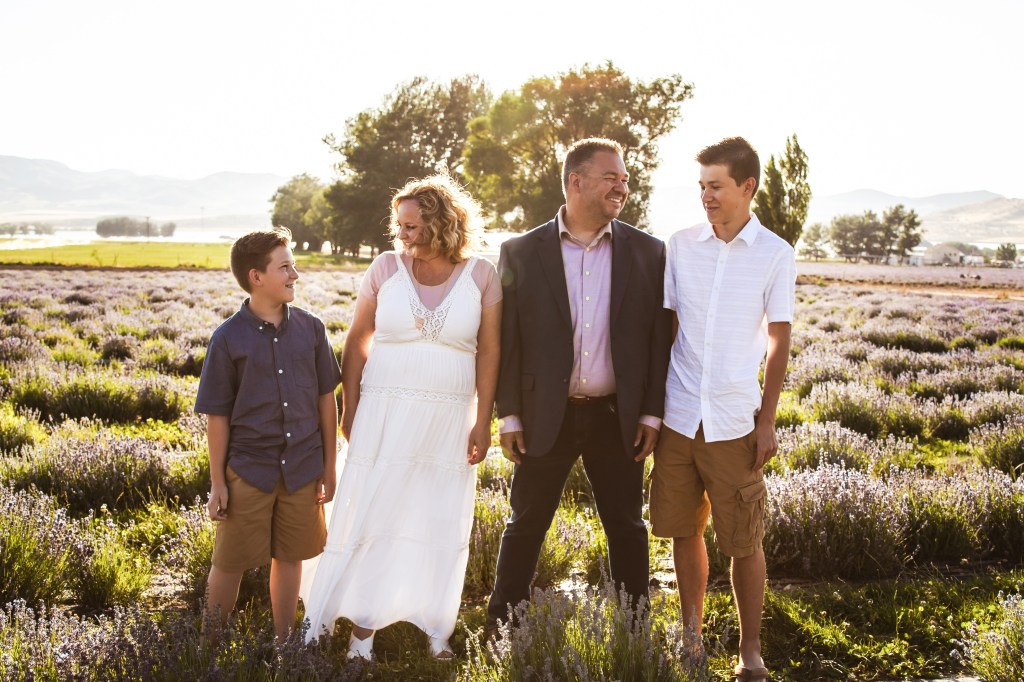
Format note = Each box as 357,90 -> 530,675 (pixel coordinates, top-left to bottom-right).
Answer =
486,138 -> 672,631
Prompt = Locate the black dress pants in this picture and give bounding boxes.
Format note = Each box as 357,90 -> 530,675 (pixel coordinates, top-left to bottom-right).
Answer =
486,399 -> 649,625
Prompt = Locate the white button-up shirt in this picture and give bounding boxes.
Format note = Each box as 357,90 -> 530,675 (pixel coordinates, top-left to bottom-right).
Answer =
663,214 -> 796,442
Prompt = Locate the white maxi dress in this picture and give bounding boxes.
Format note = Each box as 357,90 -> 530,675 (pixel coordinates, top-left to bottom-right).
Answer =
301,254 -> 481,642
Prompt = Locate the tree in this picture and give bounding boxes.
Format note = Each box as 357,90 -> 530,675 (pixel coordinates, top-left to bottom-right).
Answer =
271,174 -> 326,252
463,62 -> 693,230
324,75 -> 491,253
827,211 -> 887,262
753,134 -> 811,246
996,242 -> 1018,262
889,205 -> 922,264
799,222 -> 828,261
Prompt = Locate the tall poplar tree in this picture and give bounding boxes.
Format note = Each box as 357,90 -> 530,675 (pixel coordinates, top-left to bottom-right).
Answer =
753,134 -> 811,246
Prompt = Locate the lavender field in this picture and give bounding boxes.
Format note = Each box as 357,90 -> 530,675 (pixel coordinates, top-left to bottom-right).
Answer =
1,266 -> 1023,681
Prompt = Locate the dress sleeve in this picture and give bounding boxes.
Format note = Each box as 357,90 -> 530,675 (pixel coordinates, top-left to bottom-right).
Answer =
473,258 -> 503,308
357,252 -> 399,300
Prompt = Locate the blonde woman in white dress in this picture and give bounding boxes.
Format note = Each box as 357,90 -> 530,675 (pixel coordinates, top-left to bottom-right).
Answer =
300,173 -> 501,660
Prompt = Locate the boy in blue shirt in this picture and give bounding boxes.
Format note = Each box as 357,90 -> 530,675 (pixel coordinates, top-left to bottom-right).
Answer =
195,227 -> 341,640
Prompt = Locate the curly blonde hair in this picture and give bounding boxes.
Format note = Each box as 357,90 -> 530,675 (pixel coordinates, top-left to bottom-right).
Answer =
389,173 -> 483,262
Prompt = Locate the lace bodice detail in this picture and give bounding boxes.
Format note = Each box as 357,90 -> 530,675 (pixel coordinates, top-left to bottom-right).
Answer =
372,254 -> 482,353
398,256 -> 477,342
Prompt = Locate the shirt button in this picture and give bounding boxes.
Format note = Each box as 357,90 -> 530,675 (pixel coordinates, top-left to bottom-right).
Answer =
585,270 -> 590,276
286,432 -> 291,438
274,338 -> 279,343
583,351 -> 590,356
281,459 -> 286,465
585,323 -> 591,328
283,402 -> 288,407
582,378 -> 588,384
278,369 -> 283,374
585,296 -> 591,301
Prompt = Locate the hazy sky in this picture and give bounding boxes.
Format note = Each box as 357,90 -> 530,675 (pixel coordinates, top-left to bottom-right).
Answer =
2,0 -> 1022,213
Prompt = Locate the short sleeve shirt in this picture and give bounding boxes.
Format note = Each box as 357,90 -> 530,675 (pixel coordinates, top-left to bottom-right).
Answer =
663,214 -> 796,442
194,300 -> 342,493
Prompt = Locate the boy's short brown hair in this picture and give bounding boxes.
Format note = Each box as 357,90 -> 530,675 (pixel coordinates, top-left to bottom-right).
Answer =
695,137 -> 761,193
230,228 -> 292,292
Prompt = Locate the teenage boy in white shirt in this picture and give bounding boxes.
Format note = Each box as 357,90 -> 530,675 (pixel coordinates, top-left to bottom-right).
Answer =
651,136 -> 795,682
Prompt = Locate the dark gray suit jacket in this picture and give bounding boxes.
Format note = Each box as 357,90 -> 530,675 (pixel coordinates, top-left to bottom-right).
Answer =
496,216 -> 672,459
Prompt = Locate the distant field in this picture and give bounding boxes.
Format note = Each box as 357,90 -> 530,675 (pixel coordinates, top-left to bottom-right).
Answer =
0,241 -> 369,270
798,260 -> 1024,290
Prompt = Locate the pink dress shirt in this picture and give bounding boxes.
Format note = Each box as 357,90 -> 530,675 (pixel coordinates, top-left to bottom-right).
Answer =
500,208 -> 660,435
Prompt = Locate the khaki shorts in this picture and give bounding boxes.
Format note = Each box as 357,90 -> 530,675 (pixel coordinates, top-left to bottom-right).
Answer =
650,424 -> 767,558
212,465 -> 327,572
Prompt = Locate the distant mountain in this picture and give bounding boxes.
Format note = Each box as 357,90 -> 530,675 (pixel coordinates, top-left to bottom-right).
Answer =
806,189 -> 1003,223
923,198 -> 1024,243
0,156 -> 289,230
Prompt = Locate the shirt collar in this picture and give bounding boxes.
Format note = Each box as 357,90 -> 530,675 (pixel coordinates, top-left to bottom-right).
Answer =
557,206 -> 613,247
239,298 -> 290,332
697,213 -> 763,246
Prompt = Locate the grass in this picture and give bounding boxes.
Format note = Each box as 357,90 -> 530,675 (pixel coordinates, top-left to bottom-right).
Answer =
0,241 -> 371,269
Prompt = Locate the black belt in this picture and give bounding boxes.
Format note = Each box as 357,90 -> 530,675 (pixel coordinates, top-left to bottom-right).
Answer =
567,394 -> 615,406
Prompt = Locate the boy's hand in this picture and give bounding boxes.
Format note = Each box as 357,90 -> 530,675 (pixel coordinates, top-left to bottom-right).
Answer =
207,483 -> 229,521
316,467 -> 337,505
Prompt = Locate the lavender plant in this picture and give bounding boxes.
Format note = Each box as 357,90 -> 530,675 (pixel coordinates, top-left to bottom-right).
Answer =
764,466 -> 909,579
971,413 -> 1024,479
464,584 -> 709,681
956,592 -> 1024,682
0,485 -> 77,604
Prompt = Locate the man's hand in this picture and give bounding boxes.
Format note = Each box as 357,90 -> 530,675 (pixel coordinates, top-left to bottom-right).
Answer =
633,423 -> 659,462
207,483 -> 229,521
753,411 -> 778,471
467,422 -> 491,465
499,430 -> 525,465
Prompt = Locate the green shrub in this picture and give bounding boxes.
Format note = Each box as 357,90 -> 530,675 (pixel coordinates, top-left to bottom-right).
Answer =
10,369 -> 190,423
862,328 -> 948,353
72,524 -> 153,608
0,402 -> 44,456
996,335 -> 1024,351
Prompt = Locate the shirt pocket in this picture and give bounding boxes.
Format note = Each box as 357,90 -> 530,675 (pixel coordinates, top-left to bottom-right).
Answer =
291,355 -> 318,388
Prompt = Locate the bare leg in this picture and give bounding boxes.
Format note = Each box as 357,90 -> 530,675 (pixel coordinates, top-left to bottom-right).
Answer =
269,558 -> 301,641
206,566 -> 243,639
731,545 -> 767,670
672,534 -> 709,635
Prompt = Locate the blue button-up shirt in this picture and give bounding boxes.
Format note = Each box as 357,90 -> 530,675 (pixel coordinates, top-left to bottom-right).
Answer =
195,300 -> 342,493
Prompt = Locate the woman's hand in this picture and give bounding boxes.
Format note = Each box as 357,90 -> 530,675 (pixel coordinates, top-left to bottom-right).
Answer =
466,421 -> 491,465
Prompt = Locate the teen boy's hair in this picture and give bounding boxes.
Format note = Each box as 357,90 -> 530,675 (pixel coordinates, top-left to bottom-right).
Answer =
695,137 -> 761,193
230,227 -> 292,292
562,137 -> 624,197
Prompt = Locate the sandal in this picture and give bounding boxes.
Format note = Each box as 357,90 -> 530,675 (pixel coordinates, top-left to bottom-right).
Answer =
733,665 -> 771,681
347,632 -> 374,660
429,636 -> 455,660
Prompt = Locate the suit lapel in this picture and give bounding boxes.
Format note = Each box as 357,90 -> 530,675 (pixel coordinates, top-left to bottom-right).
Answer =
536,219 -> 572,328
610,220 -> 631,322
